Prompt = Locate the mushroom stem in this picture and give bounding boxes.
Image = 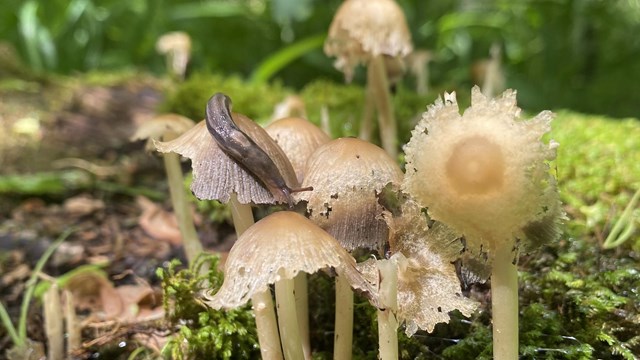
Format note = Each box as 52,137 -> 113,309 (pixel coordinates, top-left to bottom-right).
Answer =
162,133 -> 203,266
377,258 -> 398,360
333,274 -> 354,360
369,55 -> 398,159
294,274 -> 312,360
491,244 -> 519,360
229,195 -> 284,360
275,274 -> 305,360
359,82 -> 375,141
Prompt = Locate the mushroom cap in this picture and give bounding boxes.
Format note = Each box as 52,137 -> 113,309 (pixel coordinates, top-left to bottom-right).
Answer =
155,31 -> 192,54
155,113 -> 299,205
380,198 -> 477,335
403,86 -> 560,256
130,114 -> 194,141
296,137 -> 403,252
324,0 -> 413,81
265,117 -> 331,183
204,211 -> 376,309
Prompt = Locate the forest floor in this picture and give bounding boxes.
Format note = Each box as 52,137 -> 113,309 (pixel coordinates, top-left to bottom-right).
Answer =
1,74 -> 638,359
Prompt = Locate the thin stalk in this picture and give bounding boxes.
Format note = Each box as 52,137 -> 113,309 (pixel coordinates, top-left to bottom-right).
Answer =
275,275 -> 305,360
368,55 -> 397,159
333,274 -> 354,360
359,83 -> 375,142
491,244 -> 519,360
294,274 -> 311,360
63,290 -> 81,355
377,259 -> 398,360
229,195 -> 284,360
43,284 -> 63,360
162,133 -> 203,266
18,229 -> 73,345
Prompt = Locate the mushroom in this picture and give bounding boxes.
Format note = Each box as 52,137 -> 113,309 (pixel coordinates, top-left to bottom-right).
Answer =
406,50 -> 433,95
155,94 -> 305,360
205,211 -> 377,360
156,31 -> 191,80
130,114 -> 203,265
296,137 -> 402,360
271,95 -> 308,121
155,102 -> 301,206
265,117 -> 331,183
297,137 -> 403,252
324,0 -> 413,159
264,116 -> 330,356
402,87 -> 562,359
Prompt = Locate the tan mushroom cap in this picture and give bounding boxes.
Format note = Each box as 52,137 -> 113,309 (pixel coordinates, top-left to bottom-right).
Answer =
296,137 -> 403,252
155,112 -> 299,205
204,211 -> 377,309
402,87 -> 560,256
382,198 -> 477,335
155,31 -> 192,54
131,114 -> 194,141
265,117 -> 331,183
324,0 -> 413,81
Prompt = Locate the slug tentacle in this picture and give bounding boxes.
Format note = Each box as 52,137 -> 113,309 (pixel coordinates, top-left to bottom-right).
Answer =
205,92 -> 312,207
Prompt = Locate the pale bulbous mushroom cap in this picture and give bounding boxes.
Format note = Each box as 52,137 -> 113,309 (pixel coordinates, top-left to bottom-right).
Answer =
403,86 -> 561,257
155,31 -> 192,55
297,137 -> 403,252
324,0 -> 413,81
204,211 -> 376,309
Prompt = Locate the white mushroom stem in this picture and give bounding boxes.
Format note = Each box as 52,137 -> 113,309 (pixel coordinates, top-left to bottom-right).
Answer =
294,274 -> 312,360
359,84 -> 375,142
333,274 -> 354,360
377,258 -> 398,360
275,274 -> 305,360
491,244 -> 519,360
162,133 -> 203,266
229,195 -> 284,360
369,55 -> 398,159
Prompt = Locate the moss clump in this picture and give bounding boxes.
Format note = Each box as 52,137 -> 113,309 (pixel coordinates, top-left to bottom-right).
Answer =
161,72 -> 289,122
158,255 -> 259,359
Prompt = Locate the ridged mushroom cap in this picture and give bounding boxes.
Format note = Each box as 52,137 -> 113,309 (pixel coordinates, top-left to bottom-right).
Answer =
265,117 -> 331,183
204,211 -> 377,309
155,113 -> 298,205
324,0 -> 413,81
296,137 -> 403,252
403,86 -> 561,258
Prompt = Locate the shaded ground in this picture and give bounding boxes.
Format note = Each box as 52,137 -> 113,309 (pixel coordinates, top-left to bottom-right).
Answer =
0,77 -> 238,358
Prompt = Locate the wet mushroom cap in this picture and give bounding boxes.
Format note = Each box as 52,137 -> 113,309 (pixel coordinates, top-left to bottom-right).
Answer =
324,0 -> 413,81
265,117 -> 331,183
155,112 -> 298,205
296,137 -> 403,252
204,211 -> 376,309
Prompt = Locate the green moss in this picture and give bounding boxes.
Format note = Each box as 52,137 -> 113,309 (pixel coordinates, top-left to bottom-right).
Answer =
161,72 -> 289,122
158,255 -> 259,359
552,111 -> 640,200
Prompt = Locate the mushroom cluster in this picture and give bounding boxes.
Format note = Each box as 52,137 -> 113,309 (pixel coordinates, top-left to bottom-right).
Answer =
154,80 -> 561,360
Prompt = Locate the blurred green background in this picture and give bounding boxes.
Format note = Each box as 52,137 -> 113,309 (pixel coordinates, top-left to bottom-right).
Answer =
1,0 -> 639,118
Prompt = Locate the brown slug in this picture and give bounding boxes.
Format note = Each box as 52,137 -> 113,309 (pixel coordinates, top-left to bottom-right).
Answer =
205,92 -> 312,207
